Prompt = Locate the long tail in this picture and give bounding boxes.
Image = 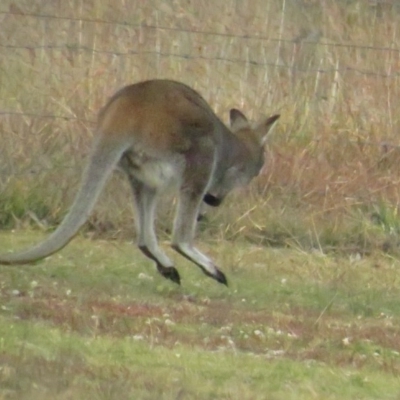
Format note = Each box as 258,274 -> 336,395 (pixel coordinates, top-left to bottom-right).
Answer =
0,136 -> 130,265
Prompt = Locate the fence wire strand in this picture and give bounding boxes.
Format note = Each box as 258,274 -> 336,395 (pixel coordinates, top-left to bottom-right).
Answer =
2,9 -> 400,53
2,9 -> 400,156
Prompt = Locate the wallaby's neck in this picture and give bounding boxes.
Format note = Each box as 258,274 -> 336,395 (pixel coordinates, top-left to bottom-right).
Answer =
216,121 -> 248,166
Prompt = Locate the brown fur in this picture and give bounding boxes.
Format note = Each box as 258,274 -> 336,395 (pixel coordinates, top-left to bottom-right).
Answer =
0,80 -> 280,286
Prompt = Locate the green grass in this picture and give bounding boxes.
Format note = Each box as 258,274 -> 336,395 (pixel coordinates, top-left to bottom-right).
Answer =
2,2 -> 400,398
1,231 -> 400,399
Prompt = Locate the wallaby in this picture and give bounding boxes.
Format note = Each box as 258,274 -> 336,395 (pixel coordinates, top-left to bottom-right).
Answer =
0,79 -> 279,285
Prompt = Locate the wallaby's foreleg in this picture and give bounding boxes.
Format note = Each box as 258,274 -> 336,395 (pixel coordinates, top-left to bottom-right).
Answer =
128,178 -> 180,284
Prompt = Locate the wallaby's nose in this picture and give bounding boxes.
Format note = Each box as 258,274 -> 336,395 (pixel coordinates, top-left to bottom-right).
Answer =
203,193 -> 222,207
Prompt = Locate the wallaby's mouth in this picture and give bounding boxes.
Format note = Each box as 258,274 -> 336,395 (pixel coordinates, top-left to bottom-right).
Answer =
203,193 -> 222,207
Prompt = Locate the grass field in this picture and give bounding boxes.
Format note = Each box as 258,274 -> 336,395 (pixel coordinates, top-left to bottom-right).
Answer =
2,1 -> 400,398
1,232 -> 400,399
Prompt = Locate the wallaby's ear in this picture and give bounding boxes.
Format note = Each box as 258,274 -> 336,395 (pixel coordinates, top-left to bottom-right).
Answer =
257,114 -> 280,145
230,108 -> 250,132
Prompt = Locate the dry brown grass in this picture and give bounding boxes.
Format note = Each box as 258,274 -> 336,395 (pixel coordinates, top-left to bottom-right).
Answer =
1,0 -> 400,252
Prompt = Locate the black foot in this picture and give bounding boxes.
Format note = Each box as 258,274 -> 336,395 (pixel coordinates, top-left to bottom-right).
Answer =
159,266 -> 181,285
199,266 -> 228,286
138,245 -> 181,285
203,194 -> 222,207
214,268 -> 228,286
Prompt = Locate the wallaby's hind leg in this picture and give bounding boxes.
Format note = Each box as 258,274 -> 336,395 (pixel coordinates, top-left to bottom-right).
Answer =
128,177 -> 180,284
171,150 -> 227,285
172,190 -> 227,285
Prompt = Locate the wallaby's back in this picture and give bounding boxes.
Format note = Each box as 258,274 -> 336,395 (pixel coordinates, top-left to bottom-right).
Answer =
98,80 -> 227,154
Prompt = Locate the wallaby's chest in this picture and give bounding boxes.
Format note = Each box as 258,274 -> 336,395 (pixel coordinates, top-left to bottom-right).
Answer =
119,149 -> 183,189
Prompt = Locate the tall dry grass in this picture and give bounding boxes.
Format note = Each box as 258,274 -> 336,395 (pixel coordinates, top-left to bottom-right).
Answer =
1,0 -> 400,253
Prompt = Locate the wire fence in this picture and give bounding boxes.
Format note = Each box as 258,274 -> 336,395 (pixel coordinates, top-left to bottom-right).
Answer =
1,2 -> 400,219
1,9 -> 400,53
0,7 -> 400,53
2,7 -> 400,149
3,42 -> 398,78
2,9 -> 400,76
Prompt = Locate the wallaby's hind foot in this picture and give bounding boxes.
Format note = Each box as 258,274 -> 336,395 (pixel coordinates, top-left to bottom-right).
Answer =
197,265 -> 228,286
171,243 -> 228,286
139,245 -> 181,285
158,266 -> 181,285
213,268 -> 228,286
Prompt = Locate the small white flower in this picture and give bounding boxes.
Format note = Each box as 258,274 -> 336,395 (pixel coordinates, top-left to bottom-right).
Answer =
342,337 -> 351,346
254,330 -> 265,338
266,349 -> 285,358
138,273 -> 153,281
350,253 -> 361,262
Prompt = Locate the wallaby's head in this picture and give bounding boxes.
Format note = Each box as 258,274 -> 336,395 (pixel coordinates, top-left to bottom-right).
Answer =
204,110 -> 280,207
